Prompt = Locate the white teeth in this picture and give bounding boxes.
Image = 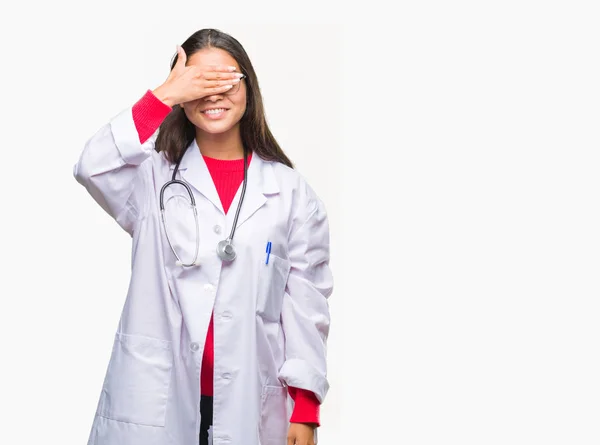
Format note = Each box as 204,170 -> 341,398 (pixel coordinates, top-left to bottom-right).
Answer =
205,108 -> 225,115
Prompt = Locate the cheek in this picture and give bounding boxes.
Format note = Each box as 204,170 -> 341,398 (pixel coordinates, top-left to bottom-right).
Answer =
232,94 -> 247,116
235,102 -> 247,118
182,102 -> 199,120
182,98 -> 199,108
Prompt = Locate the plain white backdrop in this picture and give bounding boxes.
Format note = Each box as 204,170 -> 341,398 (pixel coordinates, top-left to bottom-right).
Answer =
2,1 -> 600,444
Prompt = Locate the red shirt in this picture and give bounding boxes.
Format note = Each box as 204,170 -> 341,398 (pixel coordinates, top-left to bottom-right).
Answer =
131,90 -> 320,425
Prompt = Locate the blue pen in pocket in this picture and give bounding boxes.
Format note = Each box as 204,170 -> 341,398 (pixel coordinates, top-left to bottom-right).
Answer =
265,241 -> 272,264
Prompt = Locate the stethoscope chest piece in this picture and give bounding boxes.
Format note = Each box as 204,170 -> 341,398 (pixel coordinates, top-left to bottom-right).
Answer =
217,239 -> 237,262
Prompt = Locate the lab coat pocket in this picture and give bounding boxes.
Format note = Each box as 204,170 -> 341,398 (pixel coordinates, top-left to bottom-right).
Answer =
258,385 -> 288,445
256,254 -> 290,323
98,333 -> 173,427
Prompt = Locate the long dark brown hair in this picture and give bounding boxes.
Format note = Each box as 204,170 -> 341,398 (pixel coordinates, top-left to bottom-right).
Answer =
155,28 -> 293,168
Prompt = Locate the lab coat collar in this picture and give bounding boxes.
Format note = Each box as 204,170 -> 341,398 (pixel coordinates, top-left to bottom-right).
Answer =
170,140 -> 279,229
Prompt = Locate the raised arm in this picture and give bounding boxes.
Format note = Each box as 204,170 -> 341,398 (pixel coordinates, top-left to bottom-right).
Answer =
74,46 -> 241,234
73,92 -> 170,235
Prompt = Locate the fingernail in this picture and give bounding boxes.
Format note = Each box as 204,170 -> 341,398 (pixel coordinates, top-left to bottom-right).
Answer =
229,66 -> 237,71
235,72 -> 244,78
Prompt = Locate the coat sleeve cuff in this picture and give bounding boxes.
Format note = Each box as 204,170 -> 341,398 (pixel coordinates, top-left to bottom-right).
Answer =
109,107 -> 155,166
131,90 -> 172,144
278,358 -> 329,403
288,386 -> 321,426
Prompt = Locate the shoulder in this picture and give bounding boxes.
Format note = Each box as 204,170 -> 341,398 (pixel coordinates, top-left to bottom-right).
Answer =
266,158 -> 327,217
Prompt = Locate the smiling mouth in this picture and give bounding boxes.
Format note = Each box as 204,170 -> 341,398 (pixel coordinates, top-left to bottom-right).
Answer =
202,108 -> 228,115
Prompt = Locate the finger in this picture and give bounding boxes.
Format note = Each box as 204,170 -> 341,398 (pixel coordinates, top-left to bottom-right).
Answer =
203,79 -> 241,89
203,84 -> 235,95
199,71 -> 243,82
198,66 -> 240,80
287,436 -> 295,445
174,45 -> 187,70
204,64 -> 239,72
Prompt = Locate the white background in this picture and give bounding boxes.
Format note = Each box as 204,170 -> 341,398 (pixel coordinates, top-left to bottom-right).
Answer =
1,1 -> 600,444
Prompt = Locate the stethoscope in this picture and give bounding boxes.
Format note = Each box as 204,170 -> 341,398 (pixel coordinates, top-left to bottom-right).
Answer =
159,147 -> 248,267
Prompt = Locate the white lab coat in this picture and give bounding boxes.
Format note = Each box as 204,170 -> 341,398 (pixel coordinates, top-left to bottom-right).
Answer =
73,106 -> 333,445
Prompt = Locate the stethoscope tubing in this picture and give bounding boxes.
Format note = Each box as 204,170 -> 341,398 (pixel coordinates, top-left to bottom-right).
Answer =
159,147 -> 248,267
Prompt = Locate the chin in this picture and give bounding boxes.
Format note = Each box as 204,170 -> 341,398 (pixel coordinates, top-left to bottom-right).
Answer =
198,121 -> 236,134
195,112 -> 244,133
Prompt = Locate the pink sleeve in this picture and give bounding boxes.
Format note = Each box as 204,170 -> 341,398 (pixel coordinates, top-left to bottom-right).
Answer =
288,386 -> 320,426
131,90 -> 173,144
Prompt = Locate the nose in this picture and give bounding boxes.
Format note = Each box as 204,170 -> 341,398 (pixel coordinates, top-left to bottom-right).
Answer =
204,93 -> 224,102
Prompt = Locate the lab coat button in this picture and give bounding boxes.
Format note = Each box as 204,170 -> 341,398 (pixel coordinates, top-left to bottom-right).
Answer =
222,373 -> 232,379
190,342 -> 199,351
221,311 -> 232,320
213,225 -> 222,234
204,284 -> 215,292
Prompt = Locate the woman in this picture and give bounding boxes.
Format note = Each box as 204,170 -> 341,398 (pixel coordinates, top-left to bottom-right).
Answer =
73,28 -> 333,445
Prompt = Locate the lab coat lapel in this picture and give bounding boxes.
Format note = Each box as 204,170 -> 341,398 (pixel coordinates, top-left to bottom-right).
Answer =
225,153 -> 279,233
171,140 -> 224,213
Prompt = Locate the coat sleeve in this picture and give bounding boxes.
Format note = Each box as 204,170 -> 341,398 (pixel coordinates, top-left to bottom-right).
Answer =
73,106 -> 158,235
278,184 -> 334,403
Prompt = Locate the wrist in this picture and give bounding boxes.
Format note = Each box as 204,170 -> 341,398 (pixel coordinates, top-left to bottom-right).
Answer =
291,422 -> 318,429
288,387 -> 320,426
151,86 -> 176,107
